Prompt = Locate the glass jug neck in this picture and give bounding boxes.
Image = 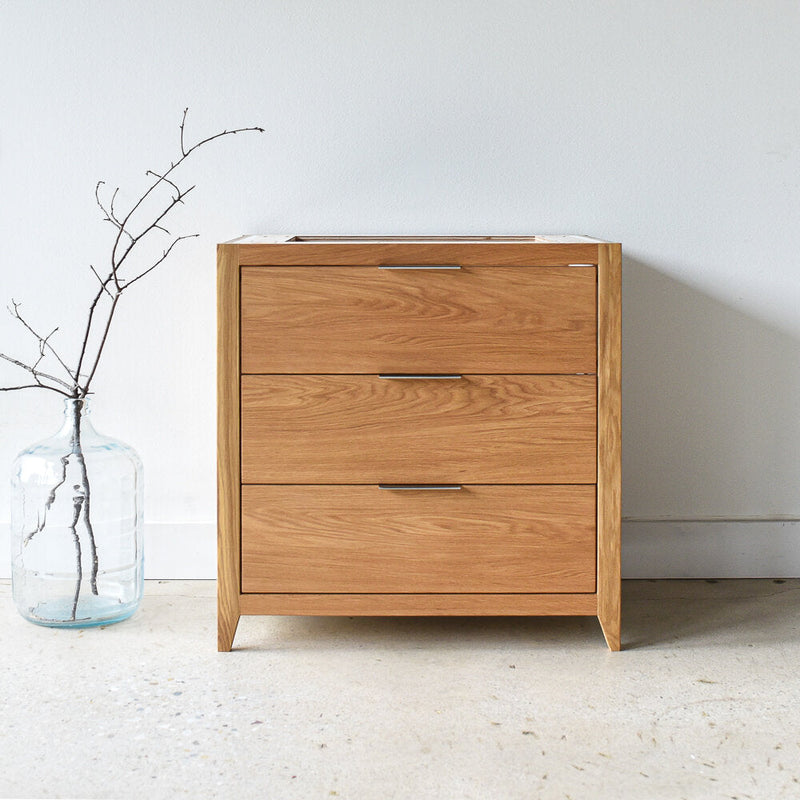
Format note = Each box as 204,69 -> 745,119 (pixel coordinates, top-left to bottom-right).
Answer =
56,397 -> 96,440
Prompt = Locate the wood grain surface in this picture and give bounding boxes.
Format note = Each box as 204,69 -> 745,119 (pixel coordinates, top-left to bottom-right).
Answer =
240,374 -> 597,484
217,237 -> 620,650
241,485 -> 596,594
597,242 -> 622,650
216,243 -> 241,651
237,241 -> 600,267
241,266 -> 596,374
238,592 -> 598,616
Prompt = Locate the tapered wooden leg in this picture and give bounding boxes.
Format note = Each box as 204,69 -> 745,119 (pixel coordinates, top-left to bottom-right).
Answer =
218,607 -> 240,652
599,610 -> 621,651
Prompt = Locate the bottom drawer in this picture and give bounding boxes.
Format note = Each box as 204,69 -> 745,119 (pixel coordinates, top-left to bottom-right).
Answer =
241,485 -> 596,594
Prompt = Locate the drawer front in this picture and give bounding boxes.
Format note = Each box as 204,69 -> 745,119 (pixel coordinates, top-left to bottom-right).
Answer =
241,374 -> 596,484
241,485 -> 596,593
240,266 -> 596,374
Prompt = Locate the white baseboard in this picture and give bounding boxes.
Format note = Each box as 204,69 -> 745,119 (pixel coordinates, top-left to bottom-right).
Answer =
2,520 -> 799,580
622,519 -> 800,578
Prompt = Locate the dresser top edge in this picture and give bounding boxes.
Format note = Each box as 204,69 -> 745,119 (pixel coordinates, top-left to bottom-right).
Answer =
223,234 -> 616,245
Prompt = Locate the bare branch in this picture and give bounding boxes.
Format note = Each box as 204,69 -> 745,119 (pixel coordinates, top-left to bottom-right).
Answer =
30,326 -> 57,375
109,186 -> 121,221
88,265 -> 114,298
146,169 -> 181,199
108,109 -> 263,275
180,107 -> 189,156
68,492 -> 84,620
5,109 -> 264,400
123,234 -> 199,289
94,180 -> 111,216
183,124 -> 267,158
113,184 -> 196,275
73,282 -> 113,388
0,383 -> 71,394
79,293 -> 120,395
96,181 -> 135,249
0,352 -> 73,395
8,301 -> 76,384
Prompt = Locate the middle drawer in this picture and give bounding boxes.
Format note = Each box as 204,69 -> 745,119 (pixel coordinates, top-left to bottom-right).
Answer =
241,374 -> 596,484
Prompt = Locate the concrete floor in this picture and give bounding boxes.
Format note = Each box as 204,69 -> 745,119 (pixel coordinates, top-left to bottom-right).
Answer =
1,580 -> 799,800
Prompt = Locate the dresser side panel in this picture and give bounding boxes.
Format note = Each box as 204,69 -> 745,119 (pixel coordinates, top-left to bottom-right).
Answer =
217,243 -> 241,651
597,242 -> 622,650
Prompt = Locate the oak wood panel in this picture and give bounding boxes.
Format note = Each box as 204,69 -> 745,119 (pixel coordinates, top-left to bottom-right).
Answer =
239,592 -> 599,616
237,241 -> 600,267
241,485 -> 596,594
241,266 -> 597,374
597,243 -> 622,651
217,243 -> 241,652
240,374 -> 597,484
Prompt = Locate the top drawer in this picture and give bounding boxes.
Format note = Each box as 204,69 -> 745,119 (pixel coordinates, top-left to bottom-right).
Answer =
240,266 -> 596,374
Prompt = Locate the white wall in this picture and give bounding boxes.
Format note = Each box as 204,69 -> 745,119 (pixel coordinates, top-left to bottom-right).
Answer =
1,1 -> 799,577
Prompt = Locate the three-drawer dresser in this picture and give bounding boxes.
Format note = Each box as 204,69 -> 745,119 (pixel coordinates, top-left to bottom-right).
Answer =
218,236 -> 621,650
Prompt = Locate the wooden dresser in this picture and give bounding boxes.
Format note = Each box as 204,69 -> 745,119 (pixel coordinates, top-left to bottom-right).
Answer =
217,236 -> 621,651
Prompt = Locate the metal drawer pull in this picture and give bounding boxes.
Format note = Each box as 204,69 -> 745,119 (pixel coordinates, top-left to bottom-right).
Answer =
379,265 -> 461,270
378,374 -> 462,380
379,484 -> 463,490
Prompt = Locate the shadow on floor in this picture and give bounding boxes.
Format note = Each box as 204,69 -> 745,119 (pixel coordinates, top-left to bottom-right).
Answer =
230,580 -> 800,652
622,579 -> 800,649
234,611 -> 606,653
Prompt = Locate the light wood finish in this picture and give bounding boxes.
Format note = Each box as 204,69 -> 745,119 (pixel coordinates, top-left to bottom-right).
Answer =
236,240 -> 600,267
597,243 -> 622,651
241,266 -> 596,374
239,592 -> 599,616
217,235 -> 621,651
216,244 -> 241,652
240,374 -> 597,484
241,485 -> 596,593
